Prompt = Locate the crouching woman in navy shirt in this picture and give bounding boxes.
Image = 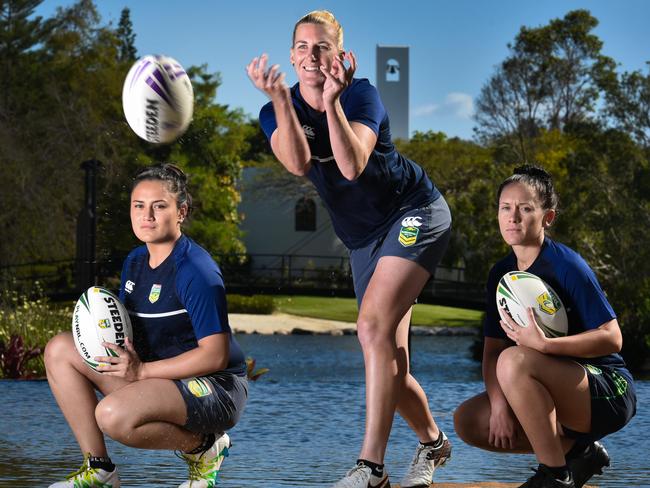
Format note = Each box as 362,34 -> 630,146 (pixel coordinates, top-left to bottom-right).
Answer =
45,163 -> 247,488
454,165 -> 636,488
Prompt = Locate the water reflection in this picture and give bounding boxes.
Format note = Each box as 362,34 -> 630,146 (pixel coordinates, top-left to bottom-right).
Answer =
0,335 -> 647,487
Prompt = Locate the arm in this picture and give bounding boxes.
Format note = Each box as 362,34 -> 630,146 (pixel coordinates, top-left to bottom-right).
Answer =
247,54 -> 311,176
483,336 -> 520,449
543,319 -> 622,356
500,308 -> 623,357
326,105 -> 377,180
322,52 -> 376,180
483,337 -> 510,410
138,333 -> 229,380
99,333 -> 230,381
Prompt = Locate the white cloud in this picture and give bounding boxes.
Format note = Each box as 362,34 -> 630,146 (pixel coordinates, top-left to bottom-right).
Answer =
413,92 -> 474,119
445,92 -> 474,119
412,103 -> 439,117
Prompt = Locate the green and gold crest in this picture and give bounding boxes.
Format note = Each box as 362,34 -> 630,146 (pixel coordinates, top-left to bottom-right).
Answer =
188,378 -> 212,397
148,283 -> 162,304
399,226 -> 419,247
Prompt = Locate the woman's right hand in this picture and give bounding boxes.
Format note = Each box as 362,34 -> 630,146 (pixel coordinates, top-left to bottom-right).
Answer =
246,54 -> 288,99
488,403 -> 519,450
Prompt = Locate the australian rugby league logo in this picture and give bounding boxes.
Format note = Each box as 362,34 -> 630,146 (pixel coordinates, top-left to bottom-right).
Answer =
148,284 -> 162,304
399,216 -> 423,247
187,378 -> 212,398
536,291 -> 561,315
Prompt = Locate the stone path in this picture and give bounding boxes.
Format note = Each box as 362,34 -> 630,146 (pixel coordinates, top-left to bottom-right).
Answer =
228,312 -> 478,336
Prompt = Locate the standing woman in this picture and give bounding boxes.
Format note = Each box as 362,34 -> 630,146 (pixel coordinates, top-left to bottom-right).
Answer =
45,163 -> 248,488
454,165 -> 636,488
247,10 -> 452,488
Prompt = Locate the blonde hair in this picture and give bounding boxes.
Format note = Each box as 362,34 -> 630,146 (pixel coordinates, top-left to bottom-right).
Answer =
293,10 -> 344,52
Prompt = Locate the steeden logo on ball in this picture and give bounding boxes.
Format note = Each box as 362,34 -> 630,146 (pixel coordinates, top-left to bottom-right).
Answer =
71,286 -> 133,372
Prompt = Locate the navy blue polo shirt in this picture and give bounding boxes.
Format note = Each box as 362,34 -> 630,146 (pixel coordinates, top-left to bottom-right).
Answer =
485,238 -> 627,370
259,78 -> 440,249
119,235 -> 245,376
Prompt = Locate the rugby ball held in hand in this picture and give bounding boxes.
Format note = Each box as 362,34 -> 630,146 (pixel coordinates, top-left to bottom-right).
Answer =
122,54 -> 194,144
496,271 -> 568,338
72,286 -> 133,372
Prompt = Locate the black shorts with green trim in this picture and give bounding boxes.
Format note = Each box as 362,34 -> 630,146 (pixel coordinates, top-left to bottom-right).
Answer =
174,371 -> 248,434
562,364 -> 636,443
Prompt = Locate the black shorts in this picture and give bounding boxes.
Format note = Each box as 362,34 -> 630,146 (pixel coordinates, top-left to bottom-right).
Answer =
349,197 -> 452,306
562,364 -> 636,443
174,371 -> 248,434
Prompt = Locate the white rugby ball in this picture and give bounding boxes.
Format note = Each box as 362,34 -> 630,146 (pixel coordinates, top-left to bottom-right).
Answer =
496,271 -> 568,338
122,54 -> 194,144
71,286 -> 133,372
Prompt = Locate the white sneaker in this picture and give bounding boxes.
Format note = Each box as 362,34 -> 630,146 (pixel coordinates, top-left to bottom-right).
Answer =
331,462 -> 390,488
400,432 -> 452,488
49,454 -> 120,487
178,432 -> 231,488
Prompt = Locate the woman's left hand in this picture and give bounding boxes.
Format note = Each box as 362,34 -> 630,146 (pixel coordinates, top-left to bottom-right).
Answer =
320,50 -> 357,107
499,307 -> 549,352
95,337 -> 143,381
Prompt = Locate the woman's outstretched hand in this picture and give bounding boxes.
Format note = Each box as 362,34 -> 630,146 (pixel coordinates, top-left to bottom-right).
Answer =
247,53 -> 288,99
321,50 -> 356,107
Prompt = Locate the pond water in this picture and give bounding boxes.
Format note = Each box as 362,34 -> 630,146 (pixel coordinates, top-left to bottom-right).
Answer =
0,335 -> 648,487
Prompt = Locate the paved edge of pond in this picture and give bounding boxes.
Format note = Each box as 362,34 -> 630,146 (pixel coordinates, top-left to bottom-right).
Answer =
229,313 -> 479,337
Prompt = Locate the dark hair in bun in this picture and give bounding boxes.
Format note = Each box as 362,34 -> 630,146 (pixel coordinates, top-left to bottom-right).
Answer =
132,163 -> 193,216
497,164 -> 559,211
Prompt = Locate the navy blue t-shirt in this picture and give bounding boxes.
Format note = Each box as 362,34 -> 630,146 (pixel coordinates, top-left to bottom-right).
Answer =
119,235 -> 246,376
259,78 -> 440,249
485,238 -> 627,370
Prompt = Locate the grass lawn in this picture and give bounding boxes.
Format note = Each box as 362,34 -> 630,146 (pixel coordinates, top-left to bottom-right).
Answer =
273,295 -> 482,328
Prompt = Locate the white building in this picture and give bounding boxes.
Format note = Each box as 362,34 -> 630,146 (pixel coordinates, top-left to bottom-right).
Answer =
237,167 -> 349,282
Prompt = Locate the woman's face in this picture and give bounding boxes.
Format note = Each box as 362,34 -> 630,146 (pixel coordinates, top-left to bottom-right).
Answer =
291,22 -> 341,87
498,182 -> 555,248
130,180 -> 185,245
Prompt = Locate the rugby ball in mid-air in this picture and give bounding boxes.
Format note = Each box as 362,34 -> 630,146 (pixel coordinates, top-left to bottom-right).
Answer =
72,286 -> 133,372
122,54 -> 194,144
496,271 -> 568,338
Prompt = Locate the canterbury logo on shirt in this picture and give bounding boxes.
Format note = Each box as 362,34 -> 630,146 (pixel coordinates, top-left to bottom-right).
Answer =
302,124 -> 315,139
401,216 -> 423,227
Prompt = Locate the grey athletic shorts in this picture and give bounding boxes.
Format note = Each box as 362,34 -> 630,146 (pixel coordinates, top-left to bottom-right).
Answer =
174,371 -> 248,434
349,196 -> 452,306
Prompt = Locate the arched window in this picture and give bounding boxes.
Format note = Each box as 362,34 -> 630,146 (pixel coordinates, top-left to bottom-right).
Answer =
295,197 -> 316,231
386,59 -> 400,82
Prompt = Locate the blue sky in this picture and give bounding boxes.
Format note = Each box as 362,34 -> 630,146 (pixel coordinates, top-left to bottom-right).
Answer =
37,0 -> 650,140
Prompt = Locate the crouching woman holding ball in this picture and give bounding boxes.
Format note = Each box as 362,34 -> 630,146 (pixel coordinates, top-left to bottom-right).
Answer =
453,165 -> 636,488
45,163 -> 247,488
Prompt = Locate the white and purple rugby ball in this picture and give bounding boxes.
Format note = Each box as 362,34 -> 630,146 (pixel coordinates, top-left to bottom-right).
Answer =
72,286 -> 133,372
496,271 -> 568,338
122,54 -> 194,144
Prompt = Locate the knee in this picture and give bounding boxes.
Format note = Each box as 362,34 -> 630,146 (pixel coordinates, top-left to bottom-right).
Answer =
44,333 -> 75,370
356,315 -> 393,350
496,346 -> 534,387
96,396 -> 132,444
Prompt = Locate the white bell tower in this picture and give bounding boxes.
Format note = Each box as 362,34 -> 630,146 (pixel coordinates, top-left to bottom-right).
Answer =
376,45 -> 409,140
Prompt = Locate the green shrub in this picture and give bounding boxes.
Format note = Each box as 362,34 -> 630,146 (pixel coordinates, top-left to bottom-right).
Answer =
0,285 -> 70,378
228,294 -> 275,314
